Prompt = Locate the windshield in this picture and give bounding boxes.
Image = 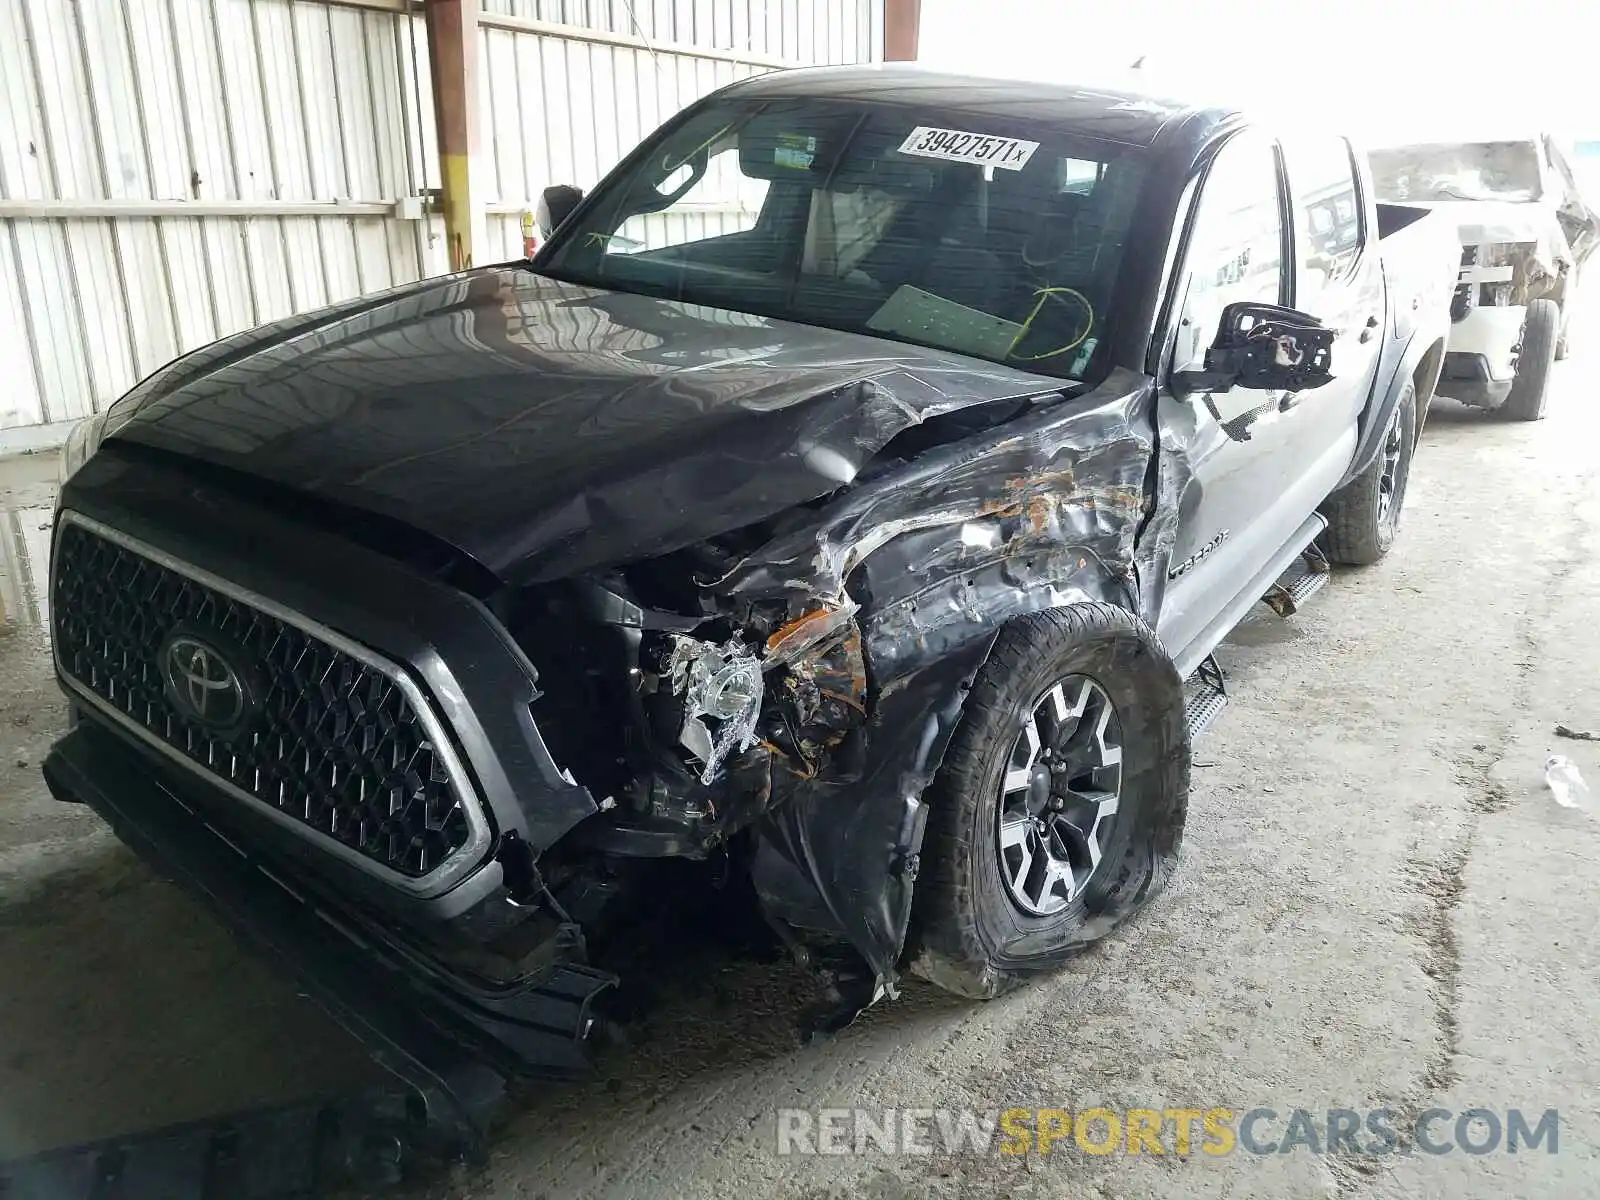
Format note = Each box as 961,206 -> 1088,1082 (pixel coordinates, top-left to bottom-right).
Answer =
537,97 -> 1148,382
1369,141 -> 1544,204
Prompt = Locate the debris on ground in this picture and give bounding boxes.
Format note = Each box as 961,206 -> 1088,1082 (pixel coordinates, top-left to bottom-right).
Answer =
1555,724 -> 1599,742
1545,755 -> 1592,810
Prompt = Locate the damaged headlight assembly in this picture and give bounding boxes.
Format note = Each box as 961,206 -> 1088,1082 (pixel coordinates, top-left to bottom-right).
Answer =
656,599 -> 864,786
666,634 -> 765,784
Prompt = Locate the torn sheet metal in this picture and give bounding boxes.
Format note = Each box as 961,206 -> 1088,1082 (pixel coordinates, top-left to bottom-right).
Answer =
764,619 -> 868,781
716,368 -> 1168,983
764,599 -> 862,667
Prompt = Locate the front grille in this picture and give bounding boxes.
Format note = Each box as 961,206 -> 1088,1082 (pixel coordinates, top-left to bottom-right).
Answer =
52,518 -> 477,881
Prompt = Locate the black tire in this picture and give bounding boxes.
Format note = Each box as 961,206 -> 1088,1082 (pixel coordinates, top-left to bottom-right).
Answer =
905,604 -> 1188,1000
1502,298 -> 1558,421
1320,382 -> 1417,566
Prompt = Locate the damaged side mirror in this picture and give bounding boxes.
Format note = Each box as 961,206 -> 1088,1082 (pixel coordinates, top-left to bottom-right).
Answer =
1173,301 -> 1336,396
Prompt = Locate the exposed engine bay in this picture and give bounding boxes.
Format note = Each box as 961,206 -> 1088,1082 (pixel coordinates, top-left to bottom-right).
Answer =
509,574 -> 868,859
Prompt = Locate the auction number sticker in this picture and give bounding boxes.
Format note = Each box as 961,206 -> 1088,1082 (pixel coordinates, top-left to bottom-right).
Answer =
897,126 -> 1039,171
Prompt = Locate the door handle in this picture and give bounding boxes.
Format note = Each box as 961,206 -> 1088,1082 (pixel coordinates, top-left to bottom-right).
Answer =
1359,314 -> 1380,343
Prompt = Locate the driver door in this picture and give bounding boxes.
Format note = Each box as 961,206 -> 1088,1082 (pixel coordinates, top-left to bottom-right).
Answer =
1155,131 -> 1322,667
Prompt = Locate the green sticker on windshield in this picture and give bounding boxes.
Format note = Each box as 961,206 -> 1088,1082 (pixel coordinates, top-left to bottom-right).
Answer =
774,133 -> 817,169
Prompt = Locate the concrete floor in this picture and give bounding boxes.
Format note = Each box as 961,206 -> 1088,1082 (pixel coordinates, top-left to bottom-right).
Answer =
2,350 -> 1599,1198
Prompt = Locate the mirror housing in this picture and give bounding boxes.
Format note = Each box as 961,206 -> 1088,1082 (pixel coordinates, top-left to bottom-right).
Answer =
1174,302 -> 1336,396
536,184 -> 585,239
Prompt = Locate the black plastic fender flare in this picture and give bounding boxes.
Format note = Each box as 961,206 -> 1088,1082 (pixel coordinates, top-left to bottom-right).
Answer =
1337,319 -> 1446,491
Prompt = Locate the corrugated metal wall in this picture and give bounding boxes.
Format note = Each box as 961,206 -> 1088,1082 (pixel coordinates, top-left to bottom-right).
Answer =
0,0 -> 437,432
0,0 -> 883,435
475,0 -> 881,259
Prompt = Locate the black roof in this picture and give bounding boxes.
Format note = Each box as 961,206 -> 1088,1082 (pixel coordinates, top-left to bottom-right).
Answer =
723,63 -> 1232,148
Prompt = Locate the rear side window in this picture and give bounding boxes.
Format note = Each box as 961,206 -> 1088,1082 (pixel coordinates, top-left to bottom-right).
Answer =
1282,135 -> 1363,308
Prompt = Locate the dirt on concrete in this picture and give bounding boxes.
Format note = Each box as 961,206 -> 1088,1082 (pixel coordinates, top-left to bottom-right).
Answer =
2,347 -> 1598,1198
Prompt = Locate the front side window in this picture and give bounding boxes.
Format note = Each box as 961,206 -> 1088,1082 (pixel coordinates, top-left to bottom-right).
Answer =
1172,134 -> 1285,374
539,98 -> 1150,382
1282,135 -> 1363,308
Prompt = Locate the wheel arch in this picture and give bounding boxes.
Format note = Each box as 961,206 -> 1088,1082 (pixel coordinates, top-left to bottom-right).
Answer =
746,550 -> 1146,993
1339,325 -> 1441,489
856,546 -> 1142,819
1410,335 -> 1447,435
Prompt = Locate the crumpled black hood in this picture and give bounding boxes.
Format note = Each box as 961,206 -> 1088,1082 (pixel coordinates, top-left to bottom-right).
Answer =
105,270 -> 1062,583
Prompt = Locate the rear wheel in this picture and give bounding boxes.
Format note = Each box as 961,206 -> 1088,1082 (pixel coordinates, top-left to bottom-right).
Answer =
906,604 -> 1188,1000
1502,298 -> 1558,421
1320,382 -> 1416,566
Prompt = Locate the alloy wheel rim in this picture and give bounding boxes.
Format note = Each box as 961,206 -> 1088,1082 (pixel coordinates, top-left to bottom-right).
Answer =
995,675 -> 1124,916
1377,403 -> 1406,527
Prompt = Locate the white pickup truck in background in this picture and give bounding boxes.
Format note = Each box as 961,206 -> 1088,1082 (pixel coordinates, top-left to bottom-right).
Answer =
1368,134 -> 1600,421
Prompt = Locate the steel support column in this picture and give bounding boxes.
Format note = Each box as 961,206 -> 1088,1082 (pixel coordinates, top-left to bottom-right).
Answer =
425,0 -> 485,271
883,0 -> 921,60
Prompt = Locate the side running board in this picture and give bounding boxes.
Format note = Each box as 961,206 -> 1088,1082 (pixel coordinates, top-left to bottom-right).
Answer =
1184,543 -> 1335,742
1262,541 -> 1331,617
1183,654 -> 1229,741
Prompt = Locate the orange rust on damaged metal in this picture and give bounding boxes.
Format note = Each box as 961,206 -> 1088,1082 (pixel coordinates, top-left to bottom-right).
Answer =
835,627 -> 868,705
766,606 -> 838,655
1087,486 -> 1145,512
1025,495 -> 1052,534
1002,467 -> 1077,496
977,497 -> 1024,518
808,629 -> 868,710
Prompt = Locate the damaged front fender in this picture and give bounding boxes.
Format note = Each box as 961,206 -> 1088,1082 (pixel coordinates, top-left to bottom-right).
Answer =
715,369 -> 1167,986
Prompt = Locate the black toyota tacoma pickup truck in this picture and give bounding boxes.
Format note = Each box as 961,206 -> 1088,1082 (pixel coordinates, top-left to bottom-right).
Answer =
44,67 -> 1454,1114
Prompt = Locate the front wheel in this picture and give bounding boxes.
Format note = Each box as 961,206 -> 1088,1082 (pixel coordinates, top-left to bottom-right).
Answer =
1320,382 -> 1417,566
905,604 -> 1189,1000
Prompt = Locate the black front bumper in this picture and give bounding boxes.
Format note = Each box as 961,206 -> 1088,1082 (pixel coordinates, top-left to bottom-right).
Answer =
43,718 -> 615,1145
